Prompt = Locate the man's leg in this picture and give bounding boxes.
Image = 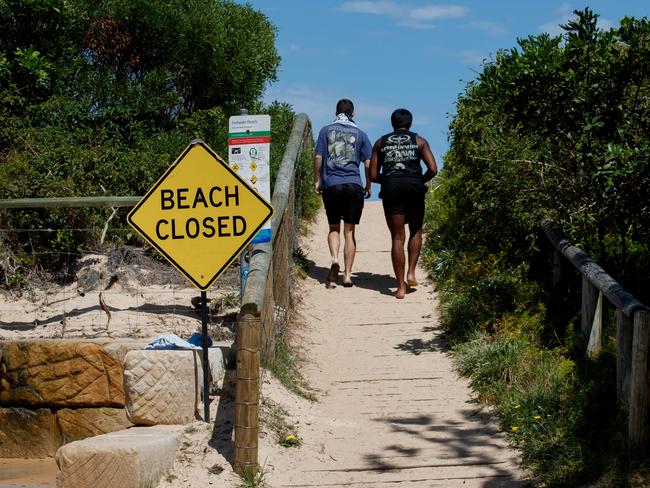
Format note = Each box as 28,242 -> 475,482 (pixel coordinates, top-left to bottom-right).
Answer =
385,213 -> 407,298
406,212 -> 424,286
342,223 -> 356,285
327,223 -> 341,283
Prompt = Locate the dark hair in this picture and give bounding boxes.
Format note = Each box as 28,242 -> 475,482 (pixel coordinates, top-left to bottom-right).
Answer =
391,108 -> 412,130
336,99 -> 354,117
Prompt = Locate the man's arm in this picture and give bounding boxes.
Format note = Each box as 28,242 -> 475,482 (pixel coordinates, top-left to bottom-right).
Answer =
369,138 -> 382,184
418,136 -> 438,183
313,154 -> 323,194
363,159 -> 371,198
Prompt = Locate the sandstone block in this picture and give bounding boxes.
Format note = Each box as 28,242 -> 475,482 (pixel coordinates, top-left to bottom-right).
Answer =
0,340 -> 144,408
55,425 -> 182,488
0,407 -> 62,458
57,408 -> 133,444
124,350 -> 202,425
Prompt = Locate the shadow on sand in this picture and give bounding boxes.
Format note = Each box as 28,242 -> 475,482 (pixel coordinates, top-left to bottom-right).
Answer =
363,408 -> 528,486
306,258 -> 416,298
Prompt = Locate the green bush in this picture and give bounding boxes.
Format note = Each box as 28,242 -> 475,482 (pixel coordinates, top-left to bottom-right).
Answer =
0,1 -> 318,279
455,331 -> 625,486
425,8 -> 650,485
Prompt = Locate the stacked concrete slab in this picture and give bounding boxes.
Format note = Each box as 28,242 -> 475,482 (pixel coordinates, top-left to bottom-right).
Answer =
55,425 -> 183,488
123,349 -> 203,425
56,347 -> 225,488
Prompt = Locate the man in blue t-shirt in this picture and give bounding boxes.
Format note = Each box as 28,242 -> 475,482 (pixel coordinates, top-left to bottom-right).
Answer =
314,99 -> 372,288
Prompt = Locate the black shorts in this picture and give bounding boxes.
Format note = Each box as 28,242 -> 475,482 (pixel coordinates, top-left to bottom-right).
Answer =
380,177 -> 427,216
322,183 -> 364,225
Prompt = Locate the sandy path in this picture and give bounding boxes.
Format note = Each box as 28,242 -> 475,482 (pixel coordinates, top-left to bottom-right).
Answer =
260,201 -> 527,487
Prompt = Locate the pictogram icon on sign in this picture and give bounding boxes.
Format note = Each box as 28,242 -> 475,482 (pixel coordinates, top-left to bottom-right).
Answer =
127,141 -> 273,290
250,162 -> 257,171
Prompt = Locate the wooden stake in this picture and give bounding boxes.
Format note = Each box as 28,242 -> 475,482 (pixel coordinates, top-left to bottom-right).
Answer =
617,310 -> 633,405
234,312 -> 260,474
629,310 -> 650,457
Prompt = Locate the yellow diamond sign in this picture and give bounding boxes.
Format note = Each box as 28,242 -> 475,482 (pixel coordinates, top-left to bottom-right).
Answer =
127,141 -> 273,290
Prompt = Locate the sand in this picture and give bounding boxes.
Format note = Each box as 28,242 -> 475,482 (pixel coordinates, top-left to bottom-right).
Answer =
0,202 -> 527,487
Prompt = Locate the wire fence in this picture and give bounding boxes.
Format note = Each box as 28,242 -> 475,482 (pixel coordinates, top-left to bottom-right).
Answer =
0,223 -> 240,342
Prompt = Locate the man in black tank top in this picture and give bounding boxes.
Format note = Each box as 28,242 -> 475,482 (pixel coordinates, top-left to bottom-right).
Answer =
369,109 -> 438,299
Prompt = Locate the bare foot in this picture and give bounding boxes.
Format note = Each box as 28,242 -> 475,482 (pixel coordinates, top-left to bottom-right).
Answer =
326,263 -> 340,284
406,278 -> 418,287
343,273 -> 353,287
393,287 -> 406,299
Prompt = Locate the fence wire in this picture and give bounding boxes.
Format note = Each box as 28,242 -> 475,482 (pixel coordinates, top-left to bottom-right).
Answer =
0,223 -> 239,342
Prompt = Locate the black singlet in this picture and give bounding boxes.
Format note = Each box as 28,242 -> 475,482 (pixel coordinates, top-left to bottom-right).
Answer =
377,130 -> 422,180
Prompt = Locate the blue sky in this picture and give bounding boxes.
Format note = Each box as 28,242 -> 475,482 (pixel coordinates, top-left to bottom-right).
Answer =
239,1 -> 648,165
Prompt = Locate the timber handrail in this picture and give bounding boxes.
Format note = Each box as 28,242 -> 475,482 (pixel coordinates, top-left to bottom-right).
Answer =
542,218 -> 649,456
541,219 -> 646,317
0,196 -> 141,208
234,113 -> 311,475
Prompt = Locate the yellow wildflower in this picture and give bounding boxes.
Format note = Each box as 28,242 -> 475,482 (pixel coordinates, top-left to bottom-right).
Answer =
511,426 -> 519,432
285,435 -> 295,442
533,415 -> 541,420
514,404 -> 521,409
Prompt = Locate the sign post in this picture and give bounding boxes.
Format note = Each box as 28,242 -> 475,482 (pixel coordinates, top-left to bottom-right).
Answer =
127,140 -> 273,422
228,114 -> 272,301
228,114 -> 272,244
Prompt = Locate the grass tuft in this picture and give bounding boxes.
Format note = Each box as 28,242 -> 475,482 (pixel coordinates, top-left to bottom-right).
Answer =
238,464 -> 268,488
265,342 -> 315,401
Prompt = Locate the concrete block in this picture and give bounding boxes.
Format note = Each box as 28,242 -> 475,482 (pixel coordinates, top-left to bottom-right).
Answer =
206,347 -> 225,388
0,407 -> 62,458
213,340 -> 236,369
124,350 -> 202,425
55,425 -> 183,488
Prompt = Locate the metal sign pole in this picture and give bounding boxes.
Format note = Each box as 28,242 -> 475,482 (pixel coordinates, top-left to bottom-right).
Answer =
240,245 -> 250,302
201,291 -> 210,422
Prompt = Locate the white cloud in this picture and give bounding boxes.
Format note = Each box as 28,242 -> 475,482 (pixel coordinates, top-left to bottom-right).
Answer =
262,84 -> 394,133
425,45 -> 491,66
279,44 -> 349,57
599,18 -> 614,31
410,5 -> 467,20
337,1 -> 469,28
467,20 -> 507,37
338,0 -> 400,16
457,49 -> 491,66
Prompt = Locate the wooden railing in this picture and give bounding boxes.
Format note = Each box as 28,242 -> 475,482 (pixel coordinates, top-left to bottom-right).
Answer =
542,219 -> 649,456
234,113 -> 312,474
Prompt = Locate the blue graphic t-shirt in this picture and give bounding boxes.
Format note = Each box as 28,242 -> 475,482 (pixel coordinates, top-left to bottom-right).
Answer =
315,123 -> 372,189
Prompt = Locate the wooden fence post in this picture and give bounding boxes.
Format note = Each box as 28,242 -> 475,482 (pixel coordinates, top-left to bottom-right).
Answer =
617,310 -> 633,404
629,310 -> 650,457
581,276 -> 599,339
261,268 -> 275,360
586,291 -> 603,358
234,310 -> 261,474
552,250 -> 562,287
